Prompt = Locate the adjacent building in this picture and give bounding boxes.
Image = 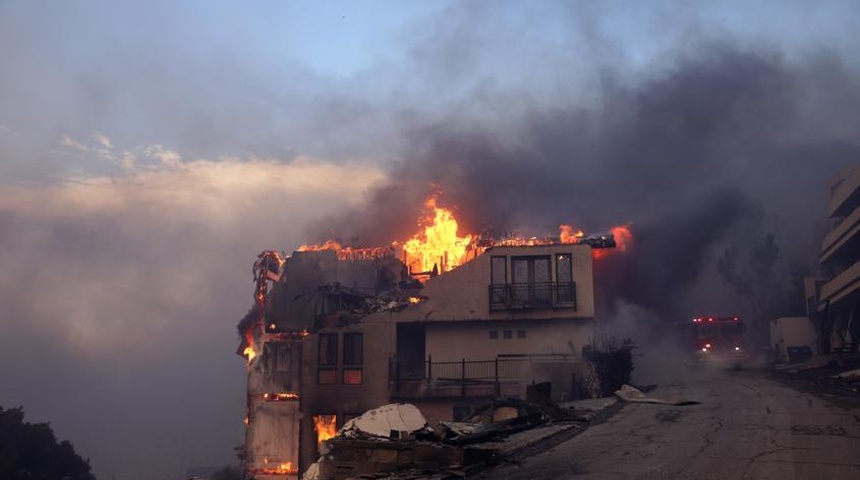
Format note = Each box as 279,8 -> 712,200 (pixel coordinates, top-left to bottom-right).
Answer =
816,163 -> 860,355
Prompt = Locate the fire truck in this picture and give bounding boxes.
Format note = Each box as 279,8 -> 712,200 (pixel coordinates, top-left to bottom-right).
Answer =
691,316 -> 749,369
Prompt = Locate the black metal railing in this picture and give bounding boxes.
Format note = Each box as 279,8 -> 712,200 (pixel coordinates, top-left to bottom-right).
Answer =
488,281 -> 576,311
388,354 -> 579,398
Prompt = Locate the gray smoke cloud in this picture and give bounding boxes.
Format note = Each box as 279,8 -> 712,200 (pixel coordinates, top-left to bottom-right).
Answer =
313,45 -> 860,321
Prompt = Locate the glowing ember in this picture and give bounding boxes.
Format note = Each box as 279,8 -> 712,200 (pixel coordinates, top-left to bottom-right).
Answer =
407,296 -> 424,304
254,459 -> 298,475
297,239 -> 343,252
313,415 -> 337,448
262,392 -> 300,401
402,194 -> 474,274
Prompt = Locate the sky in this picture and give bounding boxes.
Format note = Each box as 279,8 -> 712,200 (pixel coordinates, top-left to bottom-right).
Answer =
1,1 -> 859,479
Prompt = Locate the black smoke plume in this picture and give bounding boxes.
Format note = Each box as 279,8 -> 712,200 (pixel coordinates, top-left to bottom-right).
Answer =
310,45 -> 859,320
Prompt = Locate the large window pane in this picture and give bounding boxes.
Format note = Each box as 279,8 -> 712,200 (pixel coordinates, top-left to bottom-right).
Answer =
343,368 -> 363,385
534,257 -> 550,283
491,256 -> 507,284
512,258 -> 529,284
556,254 -> 572,282
318,369 -> 337,385
318,334 -> 337,366
343,333 -> 363,366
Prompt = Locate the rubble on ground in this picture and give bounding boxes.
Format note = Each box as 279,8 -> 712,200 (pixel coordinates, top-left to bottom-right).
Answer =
339,404 -> 431,440
312,398 -> 616,480
319,283 -> 423,317
773,354 -> 832,372
614,384 -> 700,406
770,357 -> 860,398
834,368 -> 860,378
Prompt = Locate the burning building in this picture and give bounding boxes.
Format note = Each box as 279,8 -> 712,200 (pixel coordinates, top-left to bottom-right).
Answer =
235,196 -> 630,479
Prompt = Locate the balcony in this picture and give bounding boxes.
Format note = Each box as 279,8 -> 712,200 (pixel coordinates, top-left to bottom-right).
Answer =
818,260 -> 860,310
820,205 -> 860,265
388,354 -> 582,399
488,282 -> 576,311
828,164 -> 860,218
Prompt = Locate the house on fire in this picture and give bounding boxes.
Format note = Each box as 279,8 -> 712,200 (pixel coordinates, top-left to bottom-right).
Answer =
239,241 -> 603,479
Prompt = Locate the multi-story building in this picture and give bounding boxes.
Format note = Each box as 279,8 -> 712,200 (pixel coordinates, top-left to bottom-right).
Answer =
239,241 -> 600,478
816,163 -> 860,355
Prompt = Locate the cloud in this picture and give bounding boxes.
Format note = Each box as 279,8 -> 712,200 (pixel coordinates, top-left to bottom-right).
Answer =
93,132 -> 112,149
0,144 -> 386,478
0,151 -> 384,355
60,134 -> 90,152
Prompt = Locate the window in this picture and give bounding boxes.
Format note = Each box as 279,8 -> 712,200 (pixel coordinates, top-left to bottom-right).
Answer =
318,334 -> 338,385
517,329 -> 526,339
556,254 -> 572,282
342,333 -> 363,385
343,333 -> 363,365
555,253 -> 575,304
343,369 -> 363,385
491,256 -> 507,284
490,254 -> 575,311
503,330 -> 512,339
318,369 -> 337,385
489,330 -> 499,339
318,334 -> 338,366
511,256 -> 552,306
490,256 -> 508,304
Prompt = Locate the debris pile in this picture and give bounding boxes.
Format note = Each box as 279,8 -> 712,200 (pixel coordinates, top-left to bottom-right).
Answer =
318,283 -> 424,317
306,398 -> 615,480
614,384 -> 700,406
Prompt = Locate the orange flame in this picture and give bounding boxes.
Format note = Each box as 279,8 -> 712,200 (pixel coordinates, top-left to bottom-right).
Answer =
593,224 -> 633,260
254,459 -> 298,475
242,329 -> 257,364
313,415 -> 337,448
402,195 -> 474,274
297,239 -> 343,252
296,190 -> 633,274
262,392 -> 299,401
559,224 -> 585,244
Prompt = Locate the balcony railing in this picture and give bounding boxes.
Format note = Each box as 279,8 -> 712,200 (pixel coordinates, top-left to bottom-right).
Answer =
488,281 -> 576,311
388,354 -> 580,398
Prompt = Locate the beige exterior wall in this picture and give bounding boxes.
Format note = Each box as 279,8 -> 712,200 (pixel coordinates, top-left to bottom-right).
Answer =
266,244 -> 600,472
299,317 -> 396,469
819,261 -> 860,309
827,163 -> 860,217
424,319 -> 593,362
817,163 -> 860,355
390,244 -> 595,323
820,206 -> 860,264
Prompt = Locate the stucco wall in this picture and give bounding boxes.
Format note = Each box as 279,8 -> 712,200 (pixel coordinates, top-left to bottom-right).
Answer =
392,244 -> 595,323
425,319 -> 593,362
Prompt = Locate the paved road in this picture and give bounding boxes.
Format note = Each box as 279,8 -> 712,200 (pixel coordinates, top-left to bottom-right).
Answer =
486,369 -> 860,480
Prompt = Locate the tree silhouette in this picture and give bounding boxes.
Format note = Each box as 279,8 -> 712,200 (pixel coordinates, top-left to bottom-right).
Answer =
0,406 -> 95,480
716,233 -> 782,342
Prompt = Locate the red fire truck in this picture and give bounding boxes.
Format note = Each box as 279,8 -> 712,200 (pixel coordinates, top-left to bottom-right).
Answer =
691,316 -> 749,369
